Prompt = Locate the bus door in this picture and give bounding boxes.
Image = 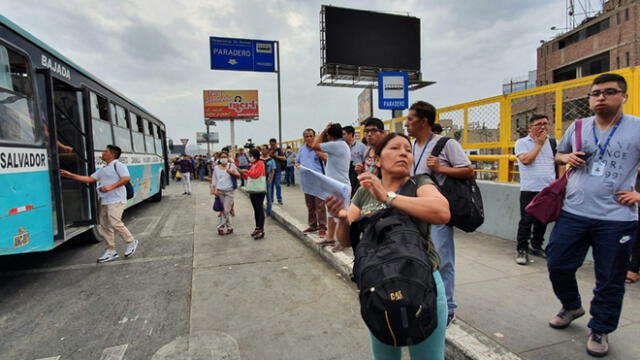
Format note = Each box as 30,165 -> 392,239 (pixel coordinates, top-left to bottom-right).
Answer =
38,70 -> 96,238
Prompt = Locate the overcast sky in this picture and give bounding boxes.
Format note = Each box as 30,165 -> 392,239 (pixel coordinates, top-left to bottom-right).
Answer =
4,0 -> 577,150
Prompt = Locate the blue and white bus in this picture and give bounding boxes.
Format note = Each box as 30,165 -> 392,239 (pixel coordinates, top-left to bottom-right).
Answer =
0,15 -> 170,256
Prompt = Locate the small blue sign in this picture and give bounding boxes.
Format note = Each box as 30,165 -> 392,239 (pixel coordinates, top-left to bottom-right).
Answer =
378,72 -> 409,110
210,37 -> 276,72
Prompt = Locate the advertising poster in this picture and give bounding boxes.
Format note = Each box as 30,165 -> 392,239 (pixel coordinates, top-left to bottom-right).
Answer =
203,90 -> 259,119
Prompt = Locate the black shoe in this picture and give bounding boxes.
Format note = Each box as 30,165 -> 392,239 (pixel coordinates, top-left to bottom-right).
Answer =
529,246 -> 546,258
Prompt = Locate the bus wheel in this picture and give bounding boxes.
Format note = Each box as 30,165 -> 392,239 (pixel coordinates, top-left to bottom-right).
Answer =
79,226 -> 104,244
150,174 -> 164,202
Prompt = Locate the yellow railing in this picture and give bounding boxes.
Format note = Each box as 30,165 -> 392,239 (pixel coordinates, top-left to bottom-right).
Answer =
282,66 -> 640,182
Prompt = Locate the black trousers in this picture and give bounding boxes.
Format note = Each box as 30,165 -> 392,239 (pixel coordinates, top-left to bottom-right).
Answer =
249,193 -> 266,230
517,191 -> 548,251
629,210 -> 640,273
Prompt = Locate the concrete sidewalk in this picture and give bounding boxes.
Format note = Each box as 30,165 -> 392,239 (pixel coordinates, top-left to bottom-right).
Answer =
267,184 -> 640,360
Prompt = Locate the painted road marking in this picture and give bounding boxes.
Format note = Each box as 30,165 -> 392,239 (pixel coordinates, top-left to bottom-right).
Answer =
100,344 -> 128,360
34,357 -> 60,360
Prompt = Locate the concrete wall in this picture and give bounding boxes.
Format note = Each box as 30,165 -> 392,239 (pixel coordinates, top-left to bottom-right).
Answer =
475,180 -> 554,243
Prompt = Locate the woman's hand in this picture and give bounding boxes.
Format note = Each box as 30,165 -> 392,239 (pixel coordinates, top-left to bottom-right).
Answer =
357,172 -> 387,203
326,196 -> 347,219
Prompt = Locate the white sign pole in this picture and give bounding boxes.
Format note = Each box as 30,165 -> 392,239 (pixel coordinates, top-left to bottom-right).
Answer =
230,119 -> 236,150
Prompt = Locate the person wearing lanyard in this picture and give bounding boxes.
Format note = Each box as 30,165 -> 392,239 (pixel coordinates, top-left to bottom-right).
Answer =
547,73 -> 640,358
405,101 -> 474,327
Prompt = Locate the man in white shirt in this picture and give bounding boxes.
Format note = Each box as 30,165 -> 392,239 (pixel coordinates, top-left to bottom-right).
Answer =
514,114 -> 558,265
61,145 -> 137,263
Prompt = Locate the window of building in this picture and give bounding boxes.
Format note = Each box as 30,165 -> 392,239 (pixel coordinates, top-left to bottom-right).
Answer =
626,52 -> 630,67
557,18 -> 610,50
617,12 -> 621,24
0,44 -> 40,144
625,8 -> 630,21
552,52 -> 610,83
617,56 -> 620,69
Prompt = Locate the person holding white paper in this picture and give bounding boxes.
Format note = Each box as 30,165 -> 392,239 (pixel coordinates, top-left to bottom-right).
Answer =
311,123 -> 350,251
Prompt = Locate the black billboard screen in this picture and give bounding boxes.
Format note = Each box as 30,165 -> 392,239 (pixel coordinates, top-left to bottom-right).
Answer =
323,6 -> 420,71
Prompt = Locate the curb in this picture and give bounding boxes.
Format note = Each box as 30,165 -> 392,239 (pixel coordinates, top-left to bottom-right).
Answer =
242,189 -> 523,360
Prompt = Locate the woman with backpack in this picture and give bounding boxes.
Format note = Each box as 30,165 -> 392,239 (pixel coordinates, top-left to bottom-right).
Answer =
211,152 -> 240,235
326,133 -> 451,359
239,148 -> 267,239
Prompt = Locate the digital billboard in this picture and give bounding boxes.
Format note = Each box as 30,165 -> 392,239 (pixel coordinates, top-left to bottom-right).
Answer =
203,90 -> 259,119
323,6 -> 420,71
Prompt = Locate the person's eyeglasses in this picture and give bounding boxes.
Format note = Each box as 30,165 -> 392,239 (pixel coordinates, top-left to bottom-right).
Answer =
363,129 -> 383,134
588,88 -> 623,97
530,123 -> 549,128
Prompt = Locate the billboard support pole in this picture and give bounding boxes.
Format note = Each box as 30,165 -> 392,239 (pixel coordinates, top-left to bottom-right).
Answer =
206,124 -> 211,155
230,119 -> 236,150
276,40 -> 282,144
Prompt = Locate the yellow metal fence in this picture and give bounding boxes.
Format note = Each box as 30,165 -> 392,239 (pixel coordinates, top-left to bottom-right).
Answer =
282,66 -> 640,182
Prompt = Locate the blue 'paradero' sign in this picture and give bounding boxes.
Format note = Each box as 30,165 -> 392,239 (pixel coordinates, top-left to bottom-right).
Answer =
210,37 -> 276,72
378,72 -> 409,110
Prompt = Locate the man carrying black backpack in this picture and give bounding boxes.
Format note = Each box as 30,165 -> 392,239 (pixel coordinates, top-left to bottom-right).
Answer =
406,101 -> 476,326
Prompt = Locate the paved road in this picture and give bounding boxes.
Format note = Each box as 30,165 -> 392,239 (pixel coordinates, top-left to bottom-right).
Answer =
0,181 -> 371,360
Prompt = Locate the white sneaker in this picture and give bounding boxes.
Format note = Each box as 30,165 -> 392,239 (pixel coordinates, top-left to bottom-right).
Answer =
124,239 -> 138,257
98,250 -> 118,263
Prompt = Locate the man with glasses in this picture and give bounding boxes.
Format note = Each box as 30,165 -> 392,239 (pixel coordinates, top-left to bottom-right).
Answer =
547,73 -> 640,357
514,114 -> 558,265
359,117 -> 386,175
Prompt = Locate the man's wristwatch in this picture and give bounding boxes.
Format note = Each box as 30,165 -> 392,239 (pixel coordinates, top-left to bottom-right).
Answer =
385,191 -> 398,206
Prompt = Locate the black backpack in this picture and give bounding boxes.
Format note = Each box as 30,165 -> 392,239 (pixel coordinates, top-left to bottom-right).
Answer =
429,137 -> 484,232
113,162 -> 135,200
350,178 -> 438,347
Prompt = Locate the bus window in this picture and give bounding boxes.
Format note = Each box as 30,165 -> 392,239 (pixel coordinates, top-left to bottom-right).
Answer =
155,125 -> 164,156
112,103 -> 132,152
131,112 -> 145,153
0,44 -> 40,144
90,91 -> 112,150
144,119 -> 155,154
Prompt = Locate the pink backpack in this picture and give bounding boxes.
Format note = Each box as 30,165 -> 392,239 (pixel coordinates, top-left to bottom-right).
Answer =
525,119 -> 582,223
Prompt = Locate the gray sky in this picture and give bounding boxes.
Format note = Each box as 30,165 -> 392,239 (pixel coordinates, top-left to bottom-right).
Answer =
4,0 -> 571,150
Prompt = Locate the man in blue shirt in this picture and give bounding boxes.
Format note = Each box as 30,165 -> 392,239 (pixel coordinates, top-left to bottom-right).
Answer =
297,128 -> 328,237
547,74 -> 640,357
261,145 -> 277,216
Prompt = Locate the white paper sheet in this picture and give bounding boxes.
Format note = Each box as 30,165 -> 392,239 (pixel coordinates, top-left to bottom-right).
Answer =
298,165 -> 351,208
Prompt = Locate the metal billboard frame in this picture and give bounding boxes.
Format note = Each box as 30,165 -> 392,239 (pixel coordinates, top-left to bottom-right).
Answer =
318,5 -> 435,90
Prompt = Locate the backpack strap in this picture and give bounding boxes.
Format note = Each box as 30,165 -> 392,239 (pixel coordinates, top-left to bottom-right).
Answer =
575,119 -> 582,152
549,137 -> 557,156
430,137 -> 450,158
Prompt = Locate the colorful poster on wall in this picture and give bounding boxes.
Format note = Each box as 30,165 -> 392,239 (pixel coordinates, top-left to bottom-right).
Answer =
203,90 -> 259,119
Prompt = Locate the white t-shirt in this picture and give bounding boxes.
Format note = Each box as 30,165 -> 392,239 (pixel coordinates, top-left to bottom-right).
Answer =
514,135 -> 556,192
212,163 -> 237,191
91,160 -> 130,205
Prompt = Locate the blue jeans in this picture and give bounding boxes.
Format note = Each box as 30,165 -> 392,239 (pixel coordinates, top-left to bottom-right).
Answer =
431,224 -> 456,315
269,171 -> 283,203
265,177 -> 273,215
547,211 -> 638,333
369,271 -> 447,360
285,166 -> 295,186
198,167 -> 205,181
